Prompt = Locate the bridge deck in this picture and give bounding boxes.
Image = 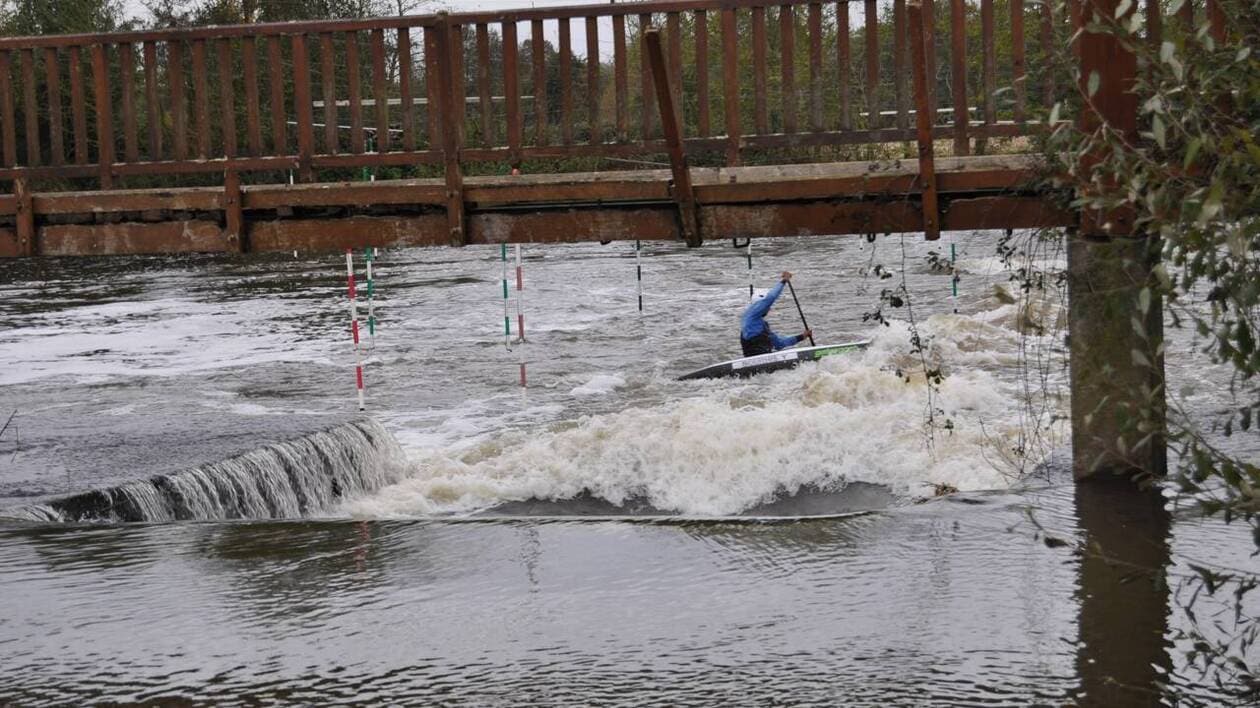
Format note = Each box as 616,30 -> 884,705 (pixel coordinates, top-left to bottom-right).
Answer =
0,154 -> 1067,257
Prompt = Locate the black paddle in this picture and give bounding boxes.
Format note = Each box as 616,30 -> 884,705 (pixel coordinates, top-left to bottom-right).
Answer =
785,280 -> 816,346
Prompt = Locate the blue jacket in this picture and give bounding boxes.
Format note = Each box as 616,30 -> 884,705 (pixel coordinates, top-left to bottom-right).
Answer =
740,281 -> 804,350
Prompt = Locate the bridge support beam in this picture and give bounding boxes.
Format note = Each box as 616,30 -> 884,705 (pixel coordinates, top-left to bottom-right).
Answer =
644,28 -> 701,248
1067,234 -> 1166,481
1069,0 -> 1165,482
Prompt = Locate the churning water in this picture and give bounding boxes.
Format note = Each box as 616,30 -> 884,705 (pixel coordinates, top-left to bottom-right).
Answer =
0,233 -> 1254,704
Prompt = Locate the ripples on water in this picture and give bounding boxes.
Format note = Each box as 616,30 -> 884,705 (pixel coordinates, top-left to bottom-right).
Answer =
0,233 -> 1255,704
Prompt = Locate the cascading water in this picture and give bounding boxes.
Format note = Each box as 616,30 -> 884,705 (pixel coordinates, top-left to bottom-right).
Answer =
4,419 -> 405,523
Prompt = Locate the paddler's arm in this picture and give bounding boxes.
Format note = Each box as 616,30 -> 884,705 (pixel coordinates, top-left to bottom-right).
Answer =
769,330 -> 808,350
743,279 -> 787,322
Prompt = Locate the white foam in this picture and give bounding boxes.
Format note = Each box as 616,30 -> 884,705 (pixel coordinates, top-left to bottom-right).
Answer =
347,305 -> 1069,518
570,373 -> 626,396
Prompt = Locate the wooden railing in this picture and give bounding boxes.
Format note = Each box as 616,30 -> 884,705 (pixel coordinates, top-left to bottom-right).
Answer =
0,0 -> 1065,189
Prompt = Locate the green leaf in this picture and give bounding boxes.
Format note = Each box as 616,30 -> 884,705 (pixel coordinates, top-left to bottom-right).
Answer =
1184,138 -> 1202,169
1115,0 -> 1132,18
1049,102 -> 1061,125
1087,71 -> 1101,97
1160,41 -> 1175,64
1138,287 -> 1152,314
1152,114 -> 1166,149
1238,47 -> 1252,62
1132,349 -> 1151,367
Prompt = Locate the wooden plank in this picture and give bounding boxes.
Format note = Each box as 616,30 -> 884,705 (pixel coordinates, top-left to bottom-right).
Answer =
473,23 -> 493,147
695,10 -> 710,138
529,20 -> 544,145
40,220 -> 230,257
69,49 -> 89,165
434,16 -> 466,247
1146,0 -> 1161,51
502,20 -> 522,164
45,47 -> 64,165
321,33 -> 338,154
586,16 -> 600,145
20,49 -> 40,166
14,178 -> 34,256
837,1 -> 851,130
348,34 -> 364,153
667,12 -> 683,121
894,0 -> 908,130
639,13 -> 655,141
224,169 -> 244,252
808,3 -> 823,132
371,29 -> 389,153
0,52 -> 16,167
721,7 -> 740,165
117,44 -> 137,164
267,36 -> 286,156
1041,0 -> 1053,109
752,7 -> 768,133
908,0 -> 939,240
982,0 -> 996,128
169,42 -> 187,160
191,40 -> 209,158
452,24 -> 465,146
949,0 -> 969,155
559,17 -> 573,144
781,5 -> 797,134
424,27 -> 438,147
91,44 -> 114,187
218,39 -> 237,158
1179,0 -> 1193,26
613,14 -> 628,141
644,29 -> 699,248
242,39 -> 262,156
1207,0 -> 1225,42
399,28 -> 415,153
864,0 -> 879,128
292,33 -> 314,177
1011,0 -> 1025,124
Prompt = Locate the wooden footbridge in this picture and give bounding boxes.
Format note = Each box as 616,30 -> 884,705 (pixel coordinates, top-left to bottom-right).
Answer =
0,0 -> 1080,257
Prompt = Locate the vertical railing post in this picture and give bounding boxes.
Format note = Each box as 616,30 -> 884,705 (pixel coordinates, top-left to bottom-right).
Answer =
90,44 -> 114,189
435,13 -> 466,247
908,0 -> 939,241
720,8 -> 740,166
292,33 -> 314,180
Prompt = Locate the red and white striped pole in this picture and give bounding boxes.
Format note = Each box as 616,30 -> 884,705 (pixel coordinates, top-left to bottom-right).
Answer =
346,249 -> 366,411
514,244 -> 527,387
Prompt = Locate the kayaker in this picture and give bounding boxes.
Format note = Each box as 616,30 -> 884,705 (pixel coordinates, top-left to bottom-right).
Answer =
740,272 -> 812,356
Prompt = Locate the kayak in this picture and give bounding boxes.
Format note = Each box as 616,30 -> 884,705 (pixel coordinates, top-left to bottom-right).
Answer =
678,340 -> 872,381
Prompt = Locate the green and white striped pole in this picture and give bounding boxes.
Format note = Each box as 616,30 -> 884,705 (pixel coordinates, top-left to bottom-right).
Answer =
501,243 -> 512,349
364,247 -> 377,349
950,237 -> 958,313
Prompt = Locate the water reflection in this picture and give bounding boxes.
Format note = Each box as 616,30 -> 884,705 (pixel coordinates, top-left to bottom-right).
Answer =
1073,478 -> 1172,706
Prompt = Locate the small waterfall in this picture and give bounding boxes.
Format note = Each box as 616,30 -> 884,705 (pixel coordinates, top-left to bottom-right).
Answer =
5,419 -> 406,523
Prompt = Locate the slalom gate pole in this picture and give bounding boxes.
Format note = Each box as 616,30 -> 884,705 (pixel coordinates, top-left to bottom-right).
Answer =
746,239 -> 754,300
635,240 -> 643,312
364,247 -> 377,349
346,249 -> 366,411
514,244 -> 527,387
950,236 -> 959,314
501,243 -> 511,349
786,280 -> 816,347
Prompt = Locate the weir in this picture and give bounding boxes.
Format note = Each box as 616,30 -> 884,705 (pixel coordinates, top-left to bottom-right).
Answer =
3,419 -> 406,523
0,0 -> 1171,482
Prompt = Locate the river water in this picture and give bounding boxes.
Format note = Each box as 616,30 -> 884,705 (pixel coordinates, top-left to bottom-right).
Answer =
0,233 -> 1254,704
